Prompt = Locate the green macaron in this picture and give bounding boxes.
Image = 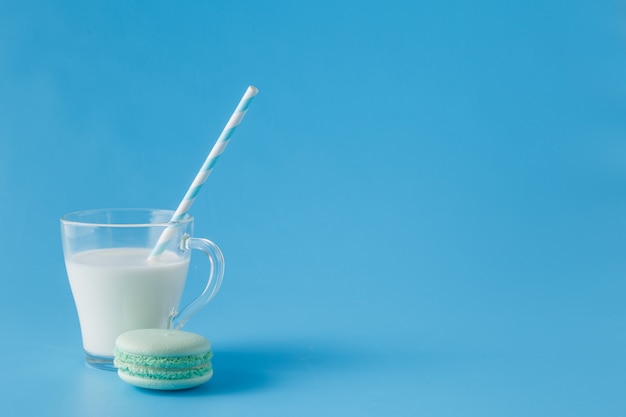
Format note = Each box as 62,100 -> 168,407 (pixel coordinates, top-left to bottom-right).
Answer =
113,329 -> 213,390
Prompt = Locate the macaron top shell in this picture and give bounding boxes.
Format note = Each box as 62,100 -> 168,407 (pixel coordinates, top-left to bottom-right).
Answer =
115,329 -> 211,357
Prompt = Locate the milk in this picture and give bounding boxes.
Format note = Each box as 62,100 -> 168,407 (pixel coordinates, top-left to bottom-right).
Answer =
66,247 -> 190,357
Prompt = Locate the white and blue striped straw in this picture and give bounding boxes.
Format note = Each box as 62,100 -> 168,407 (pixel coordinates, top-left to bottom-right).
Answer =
148,85 -> 259,260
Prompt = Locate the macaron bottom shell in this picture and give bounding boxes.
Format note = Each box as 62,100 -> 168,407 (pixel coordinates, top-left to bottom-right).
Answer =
117,369 -> 213,390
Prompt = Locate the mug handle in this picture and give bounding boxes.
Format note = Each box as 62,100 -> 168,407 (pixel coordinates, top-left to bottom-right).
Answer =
169,235 -> 225,330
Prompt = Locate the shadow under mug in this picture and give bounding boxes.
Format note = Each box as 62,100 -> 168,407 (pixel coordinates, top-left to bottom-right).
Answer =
60,208 -> 224,370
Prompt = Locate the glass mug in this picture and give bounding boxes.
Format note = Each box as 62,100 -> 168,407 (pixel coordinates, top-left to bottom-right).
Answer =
60,208 -> 224,370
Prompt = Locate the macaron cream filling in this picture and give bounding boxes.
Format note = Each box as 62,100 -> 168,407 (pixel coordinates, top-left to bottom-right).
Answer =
115,360 -> 212,380
113,349 -> 213,368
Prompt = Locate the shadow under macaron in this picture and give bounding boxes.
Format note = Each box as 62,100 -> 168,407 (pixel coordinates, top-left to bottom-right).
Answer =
132,339 -> 367,397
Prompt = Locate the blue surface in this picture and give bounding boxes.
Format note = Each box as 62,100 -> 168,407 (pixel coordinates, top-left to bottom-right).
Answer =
1,0 -> 625,415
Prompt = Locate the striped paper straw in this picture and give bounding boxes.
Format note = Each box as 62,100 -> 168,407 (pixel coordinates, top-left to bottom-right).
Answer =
148,85 -> 259,260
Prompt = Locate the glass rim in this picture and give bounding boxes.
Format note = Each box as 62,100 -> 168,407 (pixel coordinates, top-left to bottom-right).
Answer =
60,208 -> 193,228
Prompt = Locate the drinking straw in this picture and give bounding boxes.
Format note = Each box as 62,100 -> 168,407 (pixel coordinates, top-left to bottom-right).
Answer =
148,85 -> 259,260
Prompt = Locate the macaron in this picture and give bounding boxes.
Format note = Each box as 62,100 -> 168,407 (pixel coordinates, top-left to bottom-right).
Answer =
113,329 -> 213,390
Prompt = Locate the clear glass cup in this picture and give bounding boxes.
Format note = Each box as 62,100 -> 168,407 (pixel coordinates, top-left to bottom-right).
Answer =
60,208 -> 224,370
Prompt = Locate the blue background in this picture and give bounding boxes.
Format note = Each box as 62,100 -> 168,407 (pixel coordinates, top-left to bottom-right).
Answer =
1,0 -> 625,415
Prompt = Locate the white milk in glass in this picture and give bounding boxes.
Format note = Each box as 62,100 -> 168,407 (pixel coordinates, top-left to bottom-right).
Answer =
66,247 -> 189,357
